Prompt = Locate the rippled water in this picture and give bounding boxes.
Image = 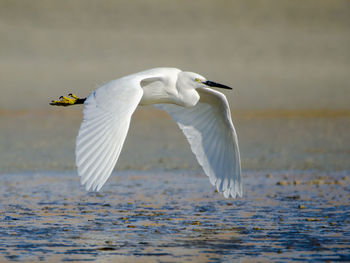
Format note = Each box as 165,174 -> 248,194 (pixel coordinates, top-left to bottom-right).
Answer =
1,170 -> 349,262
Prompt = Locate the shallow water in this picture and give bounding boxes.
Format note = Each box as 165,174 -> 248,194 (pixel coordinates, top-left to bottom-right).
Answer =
1,170 -> 349,262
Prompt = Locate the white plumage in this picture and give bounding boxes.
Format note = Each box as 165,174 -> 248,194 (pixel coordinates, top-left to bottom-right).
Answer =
75,67 -> 242,198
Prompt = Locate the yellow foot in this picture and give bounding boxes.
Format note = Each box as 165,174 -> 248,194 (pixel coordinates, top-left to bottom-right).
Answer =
50,93 -> 82,106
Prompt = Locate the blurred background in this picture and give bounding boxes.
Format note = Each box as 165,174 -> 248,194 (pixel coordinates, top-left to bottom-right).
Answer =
1,0 -> 349,172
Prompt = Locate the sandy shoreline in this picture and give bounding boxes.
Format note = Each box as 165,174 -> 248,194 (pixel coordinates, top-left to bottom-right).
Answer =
1,108 -> 350,173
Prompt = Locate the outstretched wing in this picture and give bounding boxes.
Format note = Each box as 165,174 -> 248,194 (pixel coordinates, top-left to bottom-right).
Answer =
156,88 -> 242,198
75,79 -> 143,191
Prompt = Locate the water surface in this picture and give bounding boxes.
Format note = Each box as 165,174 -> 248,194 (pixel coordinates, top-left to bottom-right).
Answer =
1,170 -> 349,262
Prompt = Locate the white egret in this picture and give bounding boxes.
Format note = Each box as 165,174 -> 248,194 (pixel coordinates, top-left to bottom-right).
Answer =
50,68 -> 242,198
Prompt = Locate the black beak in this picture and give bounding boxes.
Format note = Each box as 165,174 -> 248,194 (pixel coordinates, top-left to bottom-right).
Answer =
203,80 -> 232,90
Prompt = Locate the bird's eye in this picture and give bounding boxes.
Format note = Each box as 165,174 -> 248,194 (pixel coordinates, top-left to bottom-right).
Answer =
195,78 -> 201,83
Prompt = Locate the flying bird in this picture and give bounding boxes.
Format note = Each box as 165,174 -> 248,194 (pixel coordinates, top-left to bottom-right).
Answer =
50,68 -> 242,198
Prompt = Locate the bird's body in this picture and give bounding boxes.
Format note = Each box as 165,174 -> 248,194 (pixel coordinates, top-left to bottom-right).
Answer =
139,68 -> 183,105
110,67 -> 200,107
51,67 -> 242,198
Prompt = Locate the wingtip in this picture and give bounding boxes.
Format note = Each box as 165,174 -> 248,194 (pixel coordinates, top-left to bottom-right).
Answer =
223,183 -> 243,199
80,175 -> 91,191
223,190 -> 230,198
84,183 -> 91,192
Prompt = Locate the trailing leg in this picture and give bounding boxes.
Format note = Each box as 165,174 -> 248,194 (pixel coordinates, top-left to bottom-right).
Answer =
50,93 -> 86,106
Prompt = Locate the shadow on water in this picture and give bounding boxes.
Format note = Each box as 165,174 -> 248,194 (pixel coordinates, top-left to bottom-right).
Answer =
0,171 -> 349,262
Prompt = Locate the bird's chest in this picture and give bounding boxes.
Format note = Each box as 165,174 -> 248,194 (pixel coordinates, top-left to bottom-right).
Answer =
139,82 -> 177,106
176,89 -> 200,107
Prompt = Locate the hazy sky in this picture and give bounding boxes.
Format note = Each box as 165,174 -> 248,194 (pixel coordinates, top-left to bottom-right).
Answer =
0,0 -> 349,110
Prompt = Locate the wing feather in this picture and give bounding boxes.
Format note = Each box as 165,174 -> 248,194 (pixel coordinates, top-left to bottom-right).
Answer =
156,87 -> 242,198
75,79 -> 143,191
93,126 -> 126,191
78,124 -> 112,174
77,119 -> 108,148
80,123 -> 115,186
87,119 -> 125,191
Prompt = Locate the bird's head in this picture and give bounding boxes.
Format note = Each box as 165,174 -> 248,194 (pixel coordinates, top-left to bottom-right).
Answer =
180,71 -> 232,90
